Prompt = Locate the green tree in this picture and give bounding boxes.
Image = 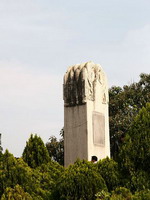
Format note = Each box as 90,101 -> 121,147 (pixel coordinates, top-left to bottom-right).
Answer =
119,103 -> 150,190
95,190 -> 110,200
110,187 -> 132,200
109,73 -> 150,159
46,128 -> 64,165
0,149 -> 58,199
53,159 -> 107,200
0,150 -> 17,197
22,134 -> 50,168
0,150 -> 40,199
36,161 -> 64,199
1,185 -> 32,200
132,189 -> 150,200
0,133 -> 3,156
97,157 -> 120,192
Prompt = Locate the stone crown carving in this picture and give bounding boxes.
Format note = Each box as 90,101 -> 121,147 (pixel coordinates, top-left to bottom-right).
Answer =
63,61 -> 105,107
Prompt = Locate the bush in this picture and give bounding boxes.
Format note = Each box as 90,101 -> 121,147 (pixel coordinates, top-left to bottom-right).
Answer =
97,157 -> 120,191
1,184 -> 32,200
130,170 -> 150,191
36,161 -> 64,199
22,134 -> 50,168
110,187 -> 132,200
53,159 -> 107,200
0,150 -> 53,199
132,189 -> 150,200
95,190 -> 110,200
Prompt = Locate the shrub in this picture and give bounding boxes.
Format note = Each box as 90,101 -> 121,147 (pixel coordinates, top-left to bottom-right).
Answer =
22,134 -> 50,168
97,157 -> 120,191
95,190 -> 110,200
130,170 -> 150,191
1,184 -> 32,200
110,187 -> 132,200
53,159 -> 107,200
132,189 -> 150,200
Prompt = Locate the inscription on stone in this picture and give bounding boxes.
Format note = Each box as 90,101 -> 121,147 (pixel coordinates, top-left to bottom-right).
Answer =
93,112 -> 105,146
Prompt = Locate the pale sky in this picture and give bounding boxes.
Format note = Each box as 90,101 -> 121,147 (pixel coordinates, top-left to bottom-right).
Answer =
0,0 -> 150,157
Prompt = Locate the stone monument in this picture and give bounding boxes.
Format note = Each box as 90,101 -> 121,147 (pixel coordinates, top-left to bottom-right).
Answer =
63,61 -> 110,166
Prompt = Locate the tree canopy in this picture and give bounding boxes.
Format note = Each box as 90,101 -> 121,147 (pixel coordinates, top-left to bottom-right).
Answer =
109,73 -> 150,159
46,128 -> 64,165
22,134 -> 50,168
119,103 -> 150,191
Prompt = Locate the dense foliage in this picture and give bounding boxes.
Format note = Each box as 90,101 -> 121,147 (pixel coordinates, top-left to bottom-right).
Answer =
119,103 -> 150,191
46,128 -> 64,165
0,134 -> 3,156
22,134 -> 50,168
122,103 -> 150,173
109,73 -> 150,159
53,160 -> 107,200
0,73 -> 149,199
1,185 -> 32,200
97,157 -> 120,192
0,149 -> 63,199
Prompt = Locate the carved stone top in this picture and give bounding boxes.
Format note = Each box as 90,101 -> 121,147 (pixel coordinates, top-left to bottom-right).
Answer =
63,61 -> 107,107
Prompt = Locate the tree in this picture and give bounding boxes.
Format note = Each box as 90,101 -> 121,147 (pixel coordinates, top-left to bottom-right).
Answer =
110,187 -> 132,200
22,134 -> 50,168
1,185 -> 32,200
0,150 -> 17,197
121,103 -> 150,171
0,150 -> 41,199
36,161 -> 64,199
97,157 -> 120,192
109,73 -> 150,159
119,103 -> 150,191
46,128 -> 64,165
0,133 -> 3,156
132,189 -> 150,200
52,159 -> 107,200
0,149 -> 60,199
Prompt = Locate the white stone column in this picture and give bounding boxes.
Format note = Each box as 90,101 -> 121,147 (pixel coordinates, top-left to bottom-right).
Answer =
63,61 -> 110,166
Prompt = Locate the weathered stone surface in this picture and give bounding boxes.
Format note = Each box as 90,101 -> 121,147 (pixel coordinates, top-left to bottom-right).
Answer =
64,61 -> 110,166
63,61 -> 106,106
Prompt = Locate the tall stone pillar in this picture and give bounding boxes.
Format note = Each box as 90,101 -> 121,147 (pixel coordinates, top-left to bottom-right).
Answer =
63,61 -> 110,166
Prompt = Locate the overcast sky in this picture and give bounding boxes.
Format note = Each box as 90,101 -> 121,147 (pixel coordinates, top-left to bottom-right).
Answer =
0,0 -> 150,157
